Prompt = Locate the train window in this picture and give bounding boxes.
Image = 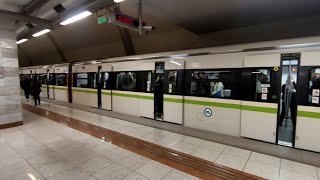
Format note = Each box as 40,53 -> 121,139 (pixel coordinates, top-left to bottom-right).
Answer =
76,73 -> 89,88
38,74 -> 47,85
190,71 -> 232,98
116,72 -> 136,91
55,74 -> 66,86
254,69 -> 271,101
308,68 -> 320,104
167,71 -> 177,94
49,74 -> 55,85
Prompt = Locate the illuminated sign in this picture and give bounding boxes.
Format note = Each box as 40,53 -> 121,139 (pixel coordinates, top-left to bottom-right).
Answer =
108,11 -> 145,32
98,16 -> 107,24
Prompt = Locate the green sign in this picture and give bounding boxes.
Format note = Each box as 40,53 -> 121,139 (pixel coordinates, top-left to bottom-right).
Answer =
98,16 -> 107,24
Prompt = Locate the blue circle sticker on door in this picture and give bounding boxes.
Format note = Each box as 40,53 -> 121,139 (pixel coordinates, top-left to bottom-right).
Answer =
204,108 -> 212,117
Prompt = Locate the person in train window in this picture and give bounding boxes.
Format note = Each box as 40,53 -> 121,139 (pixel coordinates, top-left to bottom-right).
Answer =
211,74 -> 224,98
279,76 -> 297,127
196,72 -> 209,96
309,73 -> 320,103
127,72 -> 135,90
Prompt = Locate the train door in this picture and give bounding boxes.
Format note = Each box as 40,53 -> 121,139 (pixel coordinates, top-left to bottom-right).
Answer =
241,54 -> 281,143
154,62 -> 164,120
46,69 -> 49,98
163,60 -> 185,124
100,65 -> 113,111
277,53 -> 300,147
97,66 -> 102,109
48,70 -> 55,100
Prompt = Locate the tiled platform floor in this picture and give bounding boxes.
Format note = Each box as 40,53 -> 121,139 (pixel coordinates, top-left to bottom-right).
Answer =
0,99 -> 318,179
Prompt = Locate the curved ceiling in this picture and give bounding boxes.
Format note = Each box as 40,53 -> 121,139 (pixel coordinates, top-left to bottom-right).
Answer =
2,0 -> 320,67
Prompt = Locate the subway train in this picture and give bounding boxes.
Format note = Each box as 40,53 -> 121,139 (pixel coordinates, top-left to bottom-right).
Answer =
20,36 -> 320,153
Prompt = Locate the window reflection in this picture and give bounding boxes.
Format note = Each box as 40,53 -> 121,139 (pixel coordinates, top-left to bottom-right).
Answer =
38,74 -> 47,85
117,72 -> 136,91
76,73 -> 88,88
255,69 -> 271,101
168,71 -> 177,94
55,74 -> 66,86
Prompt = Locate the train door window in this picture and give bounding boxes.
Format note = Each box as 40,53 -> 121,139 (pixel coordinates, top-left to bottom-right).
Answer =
167,71 -> 177,94
190,71 -> 232,98
116,72 -> 136,91
55,74 -> 66,86
277,56 -> 299,147
103,72 -> 110,89
49,74 -> 55,85
254,69 -> 271,101
76,73 -> 89,88
147,72 -> 152,92
92,73 -> 97,89
308,68 -> 320,105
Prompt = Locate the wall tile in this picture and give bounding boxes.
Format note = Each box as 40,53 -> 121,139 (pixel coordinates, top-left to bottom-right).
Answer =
0,113 -> 23,125
0,104 -> 21,115
0,29 -> 15,40
0,48 -> 18,58
0,58 -> 19,67
0,77 -> 20,86
3,67 -> 19,77
0,95 -> 21,106
0,86 -> 20,96
0,38 -> 16,49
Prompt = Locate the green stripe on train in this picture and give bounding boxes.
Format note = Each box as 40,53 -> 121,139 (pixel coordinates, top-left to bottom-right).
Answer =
73,88 -> 97,94
298,111 -> 320,119
53,87 -> 68,91
184,99 -> 241,109
241,105 -> 277,114
112,92 -> 153,100
164,98 -> 183,103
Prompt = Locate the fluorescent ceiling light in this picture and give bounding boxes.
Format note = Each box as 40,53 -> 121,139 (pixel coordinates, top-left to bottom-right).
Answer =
128,57 -> 140,60
32,29 -> 51,37
60,11 -> 92,25
170,60 -> 181,66
16,39 -> 28,44
114,0 -> 125,3
278,42 -> 319,48
91,61 -> 102,64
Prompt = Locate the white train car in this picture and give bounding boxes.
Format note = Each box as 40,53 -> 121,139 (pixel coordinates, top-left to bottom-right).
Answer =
20,36 -> 320,153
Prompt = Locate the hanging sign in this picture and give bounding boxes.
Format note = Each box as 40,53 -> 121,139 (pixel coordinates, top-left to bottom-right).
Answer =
108,11 -> 145,32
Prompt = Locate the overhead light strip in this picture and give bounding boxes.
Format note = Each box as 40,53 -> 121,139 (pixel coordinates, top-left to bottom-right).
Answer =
170,60 -> 182,66
114,0 -> 125,3
16,39 -> 28,44
32,29 -> 51,37
60,11 -> 92,25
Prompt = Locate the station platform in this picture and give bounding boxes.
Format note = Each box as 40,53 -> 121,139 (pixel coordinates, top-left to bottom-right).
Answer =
0,99 -> 319,179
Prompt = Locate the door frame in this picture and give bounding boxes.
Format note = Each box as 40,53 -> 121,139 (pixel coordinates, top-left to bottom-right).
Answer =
276,53 -> 301,147
97,66 -> 102,109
